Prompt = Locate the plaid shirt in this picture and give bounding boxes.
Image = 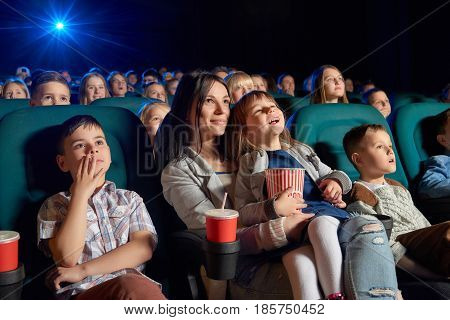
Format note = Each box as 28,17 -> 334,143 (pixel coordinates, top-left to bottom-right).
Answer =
37,181 -> 158,299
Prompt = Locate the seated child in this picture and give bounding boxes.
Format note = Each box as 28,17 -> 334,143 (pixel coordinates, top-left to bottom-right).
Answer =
137,100 -> 170,145
418,108 -> 450,199
251,74 -> 267,92
78,72 -> 110,105
230,91 -> 352,299
1,78 -> 30,99
143,82 -> 168,103
37,115 -> 166,299
362,88 -> 393,128
107,71 -> 127,98
343,124 -> 449,279
30,71 -> 71,106
225,71 -> 254,103
277,73 -> 295,96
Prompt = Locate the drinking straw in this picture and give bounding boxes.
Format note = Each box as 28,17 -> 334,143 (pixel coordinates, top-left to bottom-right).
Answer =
221,192 -> 228,210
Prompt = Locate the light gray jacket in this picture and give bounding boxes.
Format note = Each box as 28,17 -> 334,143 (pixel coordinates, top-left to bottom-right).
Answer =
161,147 -> 289,254
235,143 -> 352,228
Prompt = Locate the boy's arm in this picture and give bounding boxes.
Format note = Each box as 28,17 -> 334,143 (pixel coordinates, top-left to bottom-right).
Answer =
49,155 -> 104,267
418,156 -> 450,199
48,231 -> 154,290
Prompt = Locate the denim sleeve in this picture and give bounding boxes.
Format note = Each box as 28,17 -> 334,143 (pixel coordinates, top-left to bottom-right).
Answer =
418,156 -> 450,199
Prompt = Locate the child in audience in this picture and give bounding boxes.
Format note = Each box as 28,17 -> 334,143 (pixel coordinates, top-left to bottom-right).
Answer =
211,66 -> 229,79
107,71 -> 127,97
1,78 -> 30,99
30,71 -> 71,106
310,65 -> 349,104
143,82 -> 167,102
79,72 -> 110,105
225,71 -> 254,103
165,78 -> 179,96
251,74 -> 267,92
16,66 -> 31,80
363,88 -> 391,118
343,124 -> 450,279
230,91 -> 352,299
277,73 -> 295,96
138,100 -> 170,145
141,68 -> 160,87
0,81 -> 3,96
418,108 -> 450,199
37,115 -> 166,299
125,70 -> 138,87
345,78 -> 354,93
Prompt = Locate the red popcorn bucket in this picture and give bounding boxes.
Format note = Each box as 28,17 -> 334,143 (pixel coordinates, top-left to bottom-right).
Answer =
265,168 -> 305,199
205,209 -> 239,243
0,231 -> 20,273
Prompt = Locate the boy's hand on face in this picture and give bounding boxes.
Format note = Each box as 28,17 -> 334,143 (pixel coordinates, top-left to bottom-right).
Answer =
72,154 -> 104,199
274,186 -> 308,217
319,179 -> 344,205
46,264 -> 87,291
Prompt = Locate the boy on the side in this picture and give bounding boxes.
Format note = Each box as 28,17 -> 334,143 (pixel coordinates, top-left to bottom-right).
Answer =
37,115 -> 166,299
418,108 -> 450,199
343,124 -> 449,279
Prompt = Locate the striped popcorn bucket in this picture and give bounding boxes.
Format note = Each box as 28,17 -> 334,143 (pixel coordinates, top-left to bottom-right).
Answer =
265,168 -> 305,200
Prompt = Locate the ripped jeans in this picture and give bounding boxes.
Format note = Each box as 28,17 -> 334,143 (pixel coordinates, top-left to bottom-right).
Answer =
339,215 -> 399,300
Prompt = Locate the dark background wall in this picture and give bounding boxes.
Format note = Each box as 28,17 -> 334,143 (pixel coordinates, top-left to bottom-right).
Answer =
0,0 -> 448,94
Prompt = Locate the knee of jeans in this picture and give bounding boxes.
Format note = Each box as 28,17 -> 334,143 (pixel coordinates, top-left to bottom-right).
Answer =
368,287 -> 397,299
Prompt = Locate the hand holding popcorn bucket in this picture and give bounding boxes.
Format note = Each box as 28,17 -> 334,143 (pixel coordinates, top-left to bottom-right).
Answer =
265,168 -> 305,205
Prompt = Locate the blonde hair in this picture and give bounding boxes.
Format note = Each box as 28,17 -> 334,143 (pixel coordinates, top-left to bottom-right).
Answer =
225,71 -> 254,103
228,90 -> 298,161
143,82 -> 167,101
138,101 -> 170,126
79,72 -> 110,105
311,65 -> 349,104
1,78 -> 30,98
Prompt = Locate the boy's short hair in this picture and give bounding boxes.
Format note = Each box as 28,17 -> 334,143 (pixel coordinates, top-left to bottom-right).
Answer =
362,88 -> 383,104
277,73 -> 293,85
434,108 -> 450,136
57,115 -> 104,155
30,71 -> 69,98
343,124 -> 387,165
141,68 -> 160,80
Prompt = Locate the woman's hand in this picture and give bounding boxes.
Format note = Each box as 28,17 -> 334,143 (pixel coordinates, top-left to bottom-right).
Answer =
284,213 -> 315,242
274,187 -> 308,216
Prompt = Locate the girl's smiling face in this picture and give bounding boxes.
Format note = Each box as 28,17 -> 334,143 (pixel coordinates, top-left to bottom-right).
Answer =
244,97 -> 285,147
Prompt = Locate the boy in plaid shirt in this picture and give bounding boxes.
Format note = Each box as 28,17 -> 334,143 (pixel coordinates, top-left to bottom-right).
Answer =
37,115 -> 166,299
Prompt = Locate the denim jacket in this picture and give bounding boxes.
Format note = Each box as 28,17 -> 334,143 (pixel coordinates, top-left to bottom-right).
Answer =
417,155 -> 450,199
161,147 -> 293,254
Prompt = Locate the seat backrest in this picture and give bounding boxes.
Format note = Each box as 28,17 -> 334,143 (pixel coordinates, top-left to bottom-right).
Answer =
0,106 -> 175,297
394,102 -> 450,183
291,103 -> 409,187
392,93 -> 436,110
275,95 -> 311,118
90,97 -> 152,114
0,98 -> 30,120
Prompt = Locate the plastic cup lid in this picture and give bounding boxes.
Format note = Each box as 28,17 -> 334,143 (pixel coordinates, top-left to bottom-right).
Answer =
0,231 -> 20,244
205,209 -> 239,219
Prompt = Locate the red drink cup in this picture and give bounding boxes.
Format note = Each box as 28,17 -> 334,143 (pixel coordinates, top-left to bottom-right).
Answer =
205,209 -> 239,243
265,168 -> 305,200
0,231 -> 20,273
